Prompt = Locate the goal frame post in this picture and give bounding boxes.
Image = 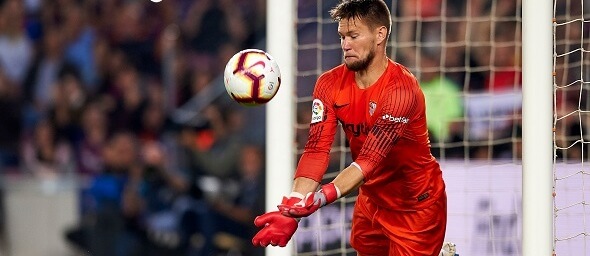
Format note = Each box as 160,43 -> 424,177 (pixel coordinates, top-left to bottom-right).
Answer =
521,0 -> 554,255
266,0 -> 297,255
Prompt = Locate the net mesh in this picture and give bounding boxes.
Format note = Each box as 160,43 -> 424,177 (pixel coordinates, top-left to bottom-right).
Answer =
553,0 -> 590,254
292,0 -> 523,255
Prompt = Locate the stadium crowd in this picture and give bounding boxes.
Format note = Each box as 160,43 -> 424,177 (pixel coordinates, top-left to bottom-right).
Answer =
0,0 -> 585,255
0,0 -> 266,255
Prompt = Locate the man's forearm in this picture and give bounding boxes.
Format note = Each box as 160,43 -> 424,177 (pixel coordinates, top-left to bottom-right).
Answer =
278,164 -> 364,218
292,176 -> 320,195
292,163 -> 364,198
331,163 -> 364,197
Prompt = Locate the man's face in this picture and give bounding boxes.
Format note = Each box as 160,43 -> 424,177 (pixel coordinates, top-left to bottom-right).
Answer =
338,17 -> 377,71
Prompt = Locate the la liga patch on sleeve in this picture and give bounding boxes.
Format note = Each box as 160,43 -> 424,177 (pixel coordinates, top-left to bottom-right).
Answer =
311,99 -> 324,124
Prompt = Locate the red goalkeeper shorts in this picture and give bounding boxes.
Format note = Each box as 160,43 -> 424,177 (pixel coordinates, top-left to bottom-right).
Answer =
350,192 -> 447,256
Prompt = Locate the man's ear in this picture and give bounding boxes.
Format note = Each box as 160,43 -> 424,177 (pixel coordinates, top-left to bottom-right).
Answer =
376,26 -> 387,45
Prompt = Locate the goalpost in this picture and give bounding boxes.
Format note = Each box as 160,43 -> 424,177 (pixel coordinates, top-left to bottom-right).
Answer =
522,0 -> 552,255
266,0 -> 296,256
265,0 -> 573,255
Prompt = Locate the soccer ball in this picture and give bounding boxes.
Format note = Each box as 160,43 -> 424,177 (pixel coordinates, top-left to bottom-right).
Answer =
223,49 -> 281,106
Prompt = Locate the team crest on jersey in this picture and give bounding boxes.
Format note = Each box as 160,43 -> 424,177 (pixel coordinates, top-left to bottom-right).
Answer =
311,99 -> 324,123
369,101 -> 377,116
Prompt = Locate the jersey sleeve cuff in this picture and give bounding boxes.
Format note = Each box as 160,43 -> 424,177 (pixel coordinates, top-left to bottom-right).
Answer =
351,161 -> 370,180
295,152 -> 330,182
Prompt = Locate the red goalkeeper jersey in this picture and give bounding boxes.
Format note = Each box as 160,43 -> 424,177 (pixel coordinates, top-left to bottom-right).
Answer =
295,59 -> 445,211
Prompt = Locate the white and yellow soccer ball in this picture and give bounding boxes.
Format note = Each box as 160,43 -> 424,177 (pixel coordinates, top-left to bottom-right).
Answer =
223,49 -> 281,106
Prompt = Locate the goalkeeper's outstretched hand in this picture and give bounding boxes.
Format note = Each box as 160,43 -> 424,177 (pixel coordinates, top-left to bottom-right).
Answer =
252,211 -> 298,247
279,183 -> 339,218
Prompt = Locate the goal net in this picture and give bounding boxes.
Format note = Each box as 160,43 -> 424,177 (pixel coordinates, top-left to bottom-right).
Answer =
265,0 -> 590,254
553,0 -> 590,255
289,0 -> 525,255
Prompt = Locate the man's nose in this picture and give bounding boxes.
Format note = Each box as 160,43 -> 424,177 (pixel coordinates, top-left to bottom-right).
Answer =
342,39 -> 351,51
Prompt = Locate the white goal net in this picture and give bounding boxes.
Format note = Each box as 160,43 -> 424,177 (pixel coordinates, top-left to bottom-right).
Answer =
268,0 -> 590,255
290,0 -> 525,255
553,0 -> 590,255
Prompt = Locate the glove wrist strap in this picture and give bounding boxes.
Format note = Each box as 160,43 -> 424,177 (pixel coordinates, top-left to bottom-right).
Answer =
288,191 -> 305,200
320,183 -> 340,205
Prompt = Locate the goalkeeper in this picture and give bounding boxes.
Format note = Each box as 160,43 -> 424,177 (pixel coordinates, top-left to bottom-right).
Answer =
253,0 -> 447,255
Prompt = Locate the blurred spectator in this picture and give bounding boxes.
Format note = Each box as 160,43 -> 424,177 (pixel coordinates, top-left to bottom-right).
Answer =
62,1 -> 98,92
140,140 -> 191,255
418,49 -> 464,158
467,5 -> 522,158
0,68 -> 22,171
145,78 -> 166,108
478,20 -> 521,92
178,69 -> 214,107
75,102 -> 109,219
47,66 -> 87,144
396,0 -> 478,78
139,102 -> 168,143
183,144 -> 265,256
174,123 -> 205,201
190,104 -> 243,182
419,49 -> 463,143
22,25 -> 70,120
68,131 -> 194,256
94,45 -> 131,119
183,0 -> 230,57
108,65 -> 148,134
21,119 -> 75,178
0,0 -> 33,86
468,0 -> 521,92
109,0 -> 160,75
67,132 -> 145,256
76,101 -> 108,177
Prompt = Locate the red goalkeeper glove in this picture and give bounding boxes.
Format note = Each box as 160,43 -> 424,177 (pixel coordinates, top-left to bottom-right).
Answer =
252,211 -> 298,247
278,183 -> 340,218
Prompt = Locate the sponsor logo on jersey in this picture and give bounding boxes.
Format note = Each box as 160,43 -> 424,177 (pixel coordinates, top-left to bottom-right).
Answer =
311,99 -> 324,123
341,121 -> 370,137
381,114 -> 409,123
369,101 -> 376,116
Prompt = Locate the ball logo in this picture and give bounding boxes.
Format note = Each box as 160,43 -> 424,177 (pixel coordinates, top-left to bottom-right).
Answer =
234,52 -> 267,81
245,61 -> 266,76
311,99 -> 324,124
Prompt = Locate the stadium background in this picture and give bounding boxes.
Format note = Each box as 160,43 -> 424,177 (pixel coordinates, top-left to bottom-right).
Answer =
0,0 -> 585,256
